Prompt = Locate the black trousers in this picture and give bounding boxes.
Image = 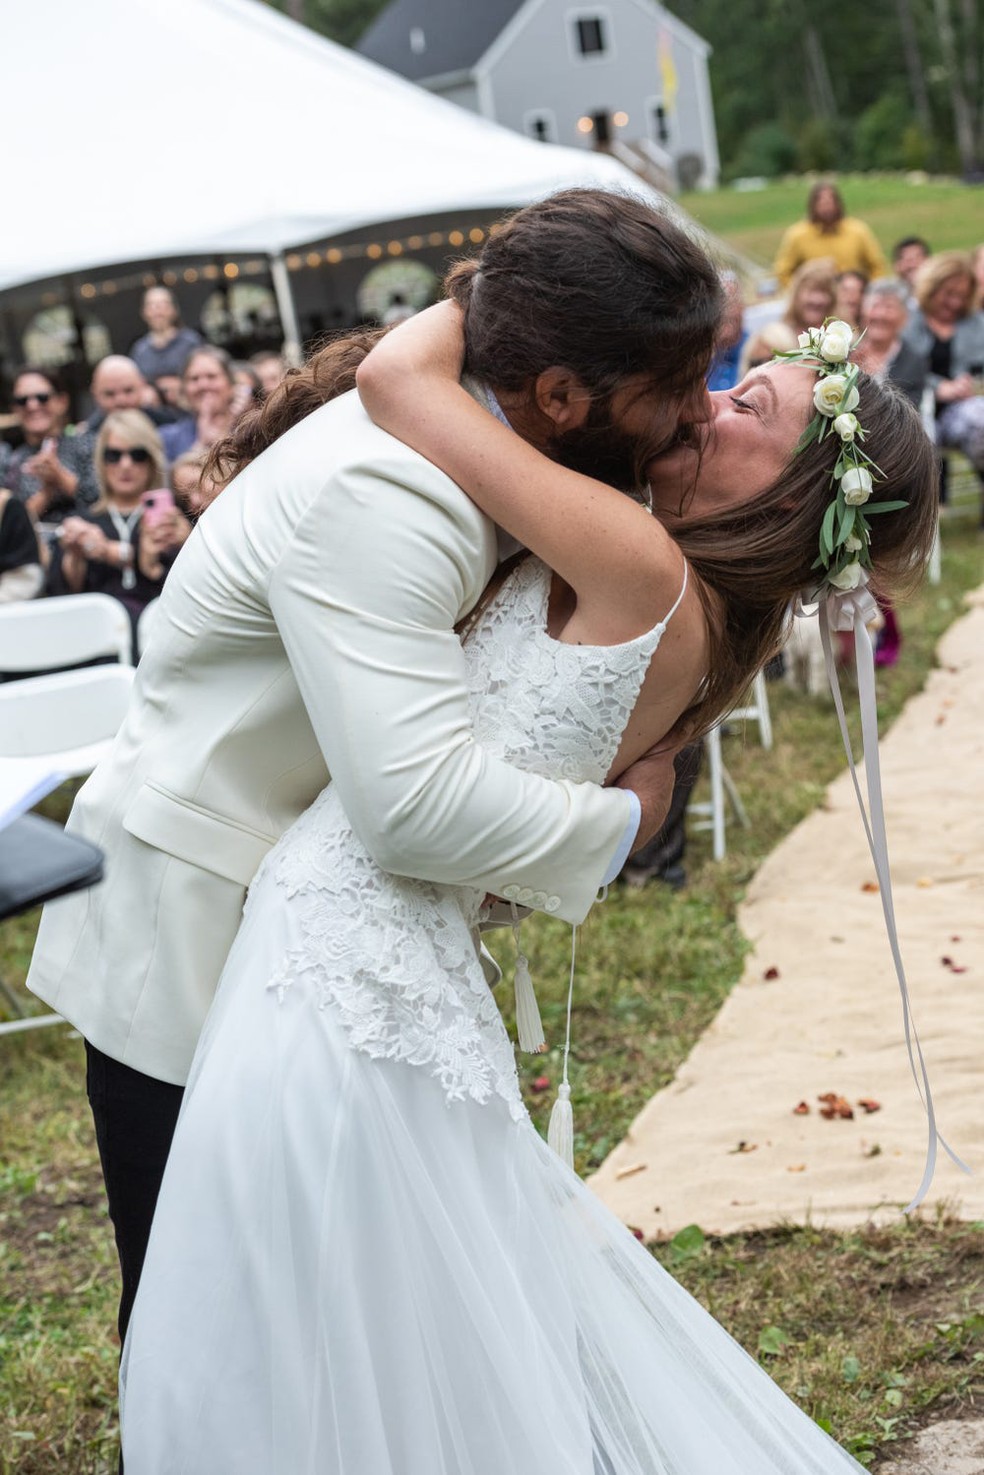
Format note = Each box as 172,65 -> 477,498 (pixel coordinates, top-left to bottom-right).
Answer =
85,1041 -> 184,1347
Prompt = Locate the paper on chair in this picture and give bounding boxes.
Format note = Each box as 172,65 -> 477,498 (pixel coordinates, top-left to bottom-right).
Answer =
0,757 -> 67,832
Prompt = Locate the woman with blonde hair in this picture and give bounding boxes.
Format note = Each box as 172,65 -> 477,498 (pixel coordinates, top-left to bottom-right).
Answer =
902,250 -> 984,517
739,259 -> 837,376
51,409 -> 189,653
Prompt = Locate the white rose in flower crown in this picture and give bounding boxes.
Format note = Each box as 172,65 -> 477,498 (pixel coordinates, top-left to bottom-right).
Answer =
819,320 -> 855,363
813,374 -> 859,417
844,532 -> 863,552
828,560 -> 864,591
797,330 -> 813,349
841,465 -> 873,505
834,412 -> 859,441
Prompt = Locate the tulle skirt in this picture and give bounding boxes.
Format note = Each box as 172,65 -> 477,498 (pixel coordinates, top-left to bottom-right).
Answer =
120,890 -> 864,1474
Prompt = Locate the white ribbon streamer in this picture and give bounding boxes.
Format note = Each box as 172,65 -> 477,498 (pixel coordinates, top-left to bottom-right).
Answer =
815,571 -> 969,1211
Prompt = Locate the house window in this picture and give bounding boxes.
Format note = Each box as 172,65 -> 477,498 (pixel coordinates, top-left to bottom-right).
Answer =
575,16 -> 607,55
524,110 -> 557,143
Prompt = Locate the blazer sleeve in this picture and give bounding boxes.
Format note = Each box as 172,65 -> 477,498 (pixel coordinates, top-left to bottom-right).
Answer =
266,458 -> 633,924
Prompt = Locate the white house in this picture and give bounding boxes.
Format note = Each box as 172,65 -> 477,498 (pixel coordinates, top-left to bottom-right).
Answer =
357,0 -> 720,190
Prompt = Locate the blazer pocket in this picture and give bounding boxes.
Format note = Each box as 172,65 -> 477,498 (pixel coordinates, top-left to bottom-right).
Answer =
122,780 -> 278,888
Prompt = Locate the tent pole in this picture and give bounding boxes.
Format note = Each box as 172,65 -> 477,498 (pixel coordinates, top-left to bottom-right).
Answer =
269,253 -> 303,367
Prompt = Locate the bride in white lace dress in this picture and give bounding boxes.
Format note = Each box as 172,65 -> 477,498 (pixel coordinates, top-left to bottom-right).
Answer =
120,308 -> 937,1472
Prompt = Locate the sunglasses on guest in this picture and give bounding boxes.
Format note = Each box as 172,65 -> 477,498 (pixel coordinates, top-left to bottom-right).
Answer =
14,392 -> 53,407
103,446 -> 152,465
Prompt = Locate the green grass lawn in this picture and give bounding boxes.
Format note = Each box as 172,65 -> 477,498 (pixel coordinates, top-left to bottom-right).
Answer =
679,174 -> 984,273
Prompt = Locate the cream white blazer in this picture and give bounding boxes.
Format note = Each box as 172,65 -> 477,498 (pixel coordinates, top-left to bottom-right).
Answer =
27,390 -> 631,1085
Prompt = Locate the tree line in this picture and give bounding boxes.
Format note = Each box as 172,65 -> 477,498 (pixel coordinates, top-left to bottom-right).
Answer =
265,0 -> 984,179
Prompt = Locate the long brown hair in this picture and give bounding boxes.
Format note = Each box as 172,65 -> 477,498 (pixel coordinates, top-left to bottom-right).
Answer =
670,373 -> 938,740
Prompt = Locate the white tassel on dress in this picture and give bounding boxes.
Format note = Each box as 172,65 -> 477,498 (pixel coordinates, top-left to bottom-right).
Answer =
547,927 -> 578,1171
510,902 -> 545,1053
547,1082 -> 574,1169
514,951 -> 546,1053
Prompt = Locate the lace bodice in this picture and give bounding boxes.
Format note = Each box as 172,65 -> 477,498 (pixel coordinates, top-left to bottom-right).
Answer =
253,557 -> 677,1119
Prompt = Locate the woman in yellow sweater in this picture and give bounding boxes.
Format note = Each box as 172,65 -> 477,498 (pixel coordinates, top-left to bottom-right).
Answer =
774,182 -> 888,288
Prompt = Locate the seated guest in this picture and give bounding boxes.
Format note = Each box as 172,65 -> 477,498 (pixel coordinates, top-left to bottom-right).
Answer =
249,349 -> 286,399
834,269 -> 867,327
705,273 -> 746,392
169,449 -> 217,519
903,250 -> 984,515
892,235 -> 931,310
153,373 -> 186,411
740,260 -> 837,375
130,287 -> 203,382
854,279 -> 927,406
0,489 -> 45,603
0,366 -> 98,526
160,346 -> 252,462
49,410 -> 190,656
81,355 -> 188,434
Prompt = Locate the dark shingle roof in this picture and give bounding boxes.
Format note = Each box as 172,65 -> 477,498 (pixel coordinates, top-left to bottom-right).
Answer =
356,0 -> 527,81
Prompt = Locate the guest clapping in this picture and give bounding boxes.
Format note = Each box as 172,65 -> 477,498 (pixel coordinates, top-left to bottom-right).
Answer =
0,367 -> 98,525
50,410 -> 190,654
161,347 -> 251,462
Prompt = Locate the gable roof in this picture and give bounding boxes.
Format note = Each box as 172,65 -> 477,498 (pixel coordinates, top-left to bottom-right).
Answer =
1,0 -> 653,295
357,0 -> 528,81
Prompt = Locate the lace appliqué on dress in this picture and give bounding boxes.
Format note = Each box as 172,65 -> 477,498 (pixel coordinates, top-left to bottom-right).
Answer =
252,557 -> 671,1117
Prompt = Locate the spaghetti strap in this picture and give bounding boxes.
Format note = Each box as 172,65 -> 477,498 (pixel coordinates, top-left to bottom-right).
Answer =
660,558 -> 689,630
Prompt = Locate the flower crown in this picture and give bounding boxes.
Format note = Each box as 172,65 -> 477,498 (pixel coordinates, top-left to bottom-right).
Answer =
773,319 -> 907,595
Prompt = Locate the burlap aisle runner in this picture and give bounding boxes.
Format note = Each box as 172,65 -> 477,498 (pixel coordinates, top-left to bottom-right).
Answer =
590,589 -> 984,1239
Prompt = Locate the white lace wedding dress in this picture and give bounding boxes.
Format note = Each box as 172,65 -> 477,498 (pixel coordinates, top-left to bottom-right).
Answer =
120,558 -> 864,1473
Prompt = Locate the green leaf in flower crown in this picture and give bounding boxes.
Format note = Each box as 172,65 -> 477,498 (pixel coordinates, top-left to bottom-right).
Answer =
819,500 -> 837,560
837,501 -> 856,545
863,500 -> 908,513
811,553 -> 826,570
794,418 -> 822,454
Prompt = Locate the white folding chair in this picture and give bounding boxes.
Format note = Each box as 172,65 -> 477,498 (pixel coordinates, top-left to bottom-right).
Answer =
687,725 -> 750,862
0,593 -> 132,673
0,665 -> 135,775
727,669 -> 773,750
0,664 -> 135,1037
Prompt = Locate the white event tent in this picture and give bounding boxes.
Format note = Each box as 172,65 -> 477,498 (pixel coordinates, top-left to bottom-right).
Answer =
1,0 -> 658,359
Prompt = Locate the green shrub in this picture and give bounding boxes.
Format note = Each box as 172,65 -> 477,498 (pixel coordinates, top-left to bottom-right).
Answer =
726,122 -> 798,180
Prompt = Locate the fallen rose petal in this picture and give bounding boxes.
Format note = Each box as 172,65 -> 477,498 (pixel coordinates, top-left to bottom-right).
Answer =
763,966 -> 780,980
951,935 -> 962,943
787,1164 -> 807,1173
792,1101 -> 810,1115
629,1226 -> 645,1241
917,877 -> 935,888
861,881 -> 879,893
857,1098 -> 881,1113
